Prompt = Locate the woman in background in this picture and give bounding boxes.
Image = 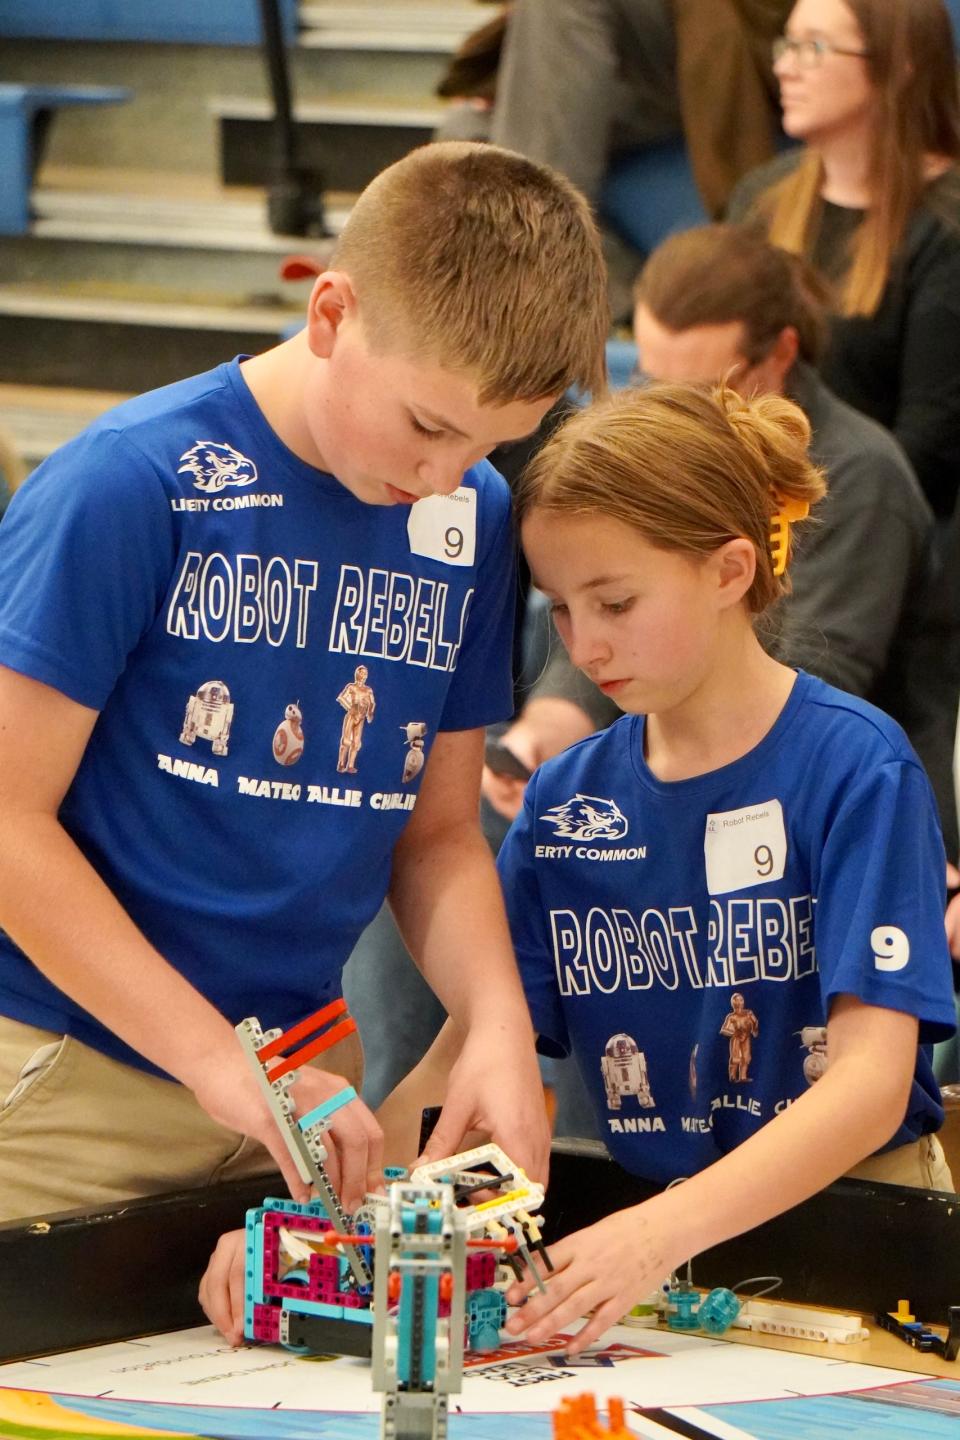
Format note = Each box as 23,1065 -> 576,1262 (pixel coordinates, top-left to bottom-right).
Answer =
729,0 -> 960,518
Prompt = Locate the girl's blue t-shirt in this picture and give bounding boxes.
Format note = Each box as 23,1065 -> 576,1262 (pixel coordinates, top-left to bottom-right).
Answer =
498,671 -> 957,1182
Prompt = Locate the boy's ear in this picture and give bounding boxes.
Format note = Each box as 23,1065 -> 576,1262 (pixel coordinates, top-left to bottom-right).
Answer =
305,271 -> 358,358
713,537 -> 756,609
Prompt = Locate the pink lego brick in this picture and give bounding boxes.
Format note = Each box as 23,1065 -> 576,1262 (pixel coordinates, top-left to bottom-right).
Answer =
252,1303 -> 281,1342
466,1252 -> 496,1290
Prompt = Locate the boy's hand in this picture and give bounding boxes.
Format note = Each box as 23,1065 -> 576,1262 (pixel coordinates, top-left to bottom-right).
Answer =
503,1204 -> 674,1355
418,1023 -> 551,1182
199,1228 -> 246,1345
191,1056 -> 384,1213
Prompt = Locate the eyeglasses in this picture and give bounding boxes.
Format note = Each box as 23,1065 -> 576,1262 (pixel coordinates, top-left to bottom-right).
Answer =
772,35 -> 871,67
629,354 -> 762,389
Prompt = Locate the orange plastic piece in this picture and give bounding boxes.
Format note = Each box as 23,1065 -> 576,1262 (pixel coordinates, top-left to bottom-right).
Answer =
439,1273 -> 453,1304
265,1017 -> 358,1082
388,1272 -> 402,1304
553,1394 -> 636,1440
257,998 -> 349,1061
769,493 -> 811,577
321,1232 -> 518,1253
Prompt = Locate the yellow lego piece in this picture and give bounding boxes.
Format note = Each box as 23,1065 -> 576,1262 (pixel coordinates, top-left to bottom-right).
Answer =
473,1187 -> 529,1213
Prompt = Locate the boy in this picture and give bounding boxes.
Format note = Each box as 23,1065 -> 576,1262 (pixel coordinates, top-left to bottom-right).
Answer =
0,141 -> 609,1221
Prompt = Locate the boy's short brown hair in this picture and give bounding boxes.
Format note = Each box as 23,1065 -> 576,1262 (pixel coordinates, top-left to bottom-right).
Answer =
634,224 -> 832,367
332,141 -> 608,403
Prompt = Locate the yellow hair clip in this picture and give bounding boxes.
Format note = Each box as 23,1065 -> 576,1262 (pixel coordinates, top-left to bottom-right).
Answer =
769,493 -> 810,577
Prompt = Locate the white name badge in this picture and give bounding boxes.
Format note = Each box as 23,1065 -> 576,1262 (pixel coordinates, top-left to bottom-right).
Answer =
704,799 -> 787,896
407,488 -> 477,567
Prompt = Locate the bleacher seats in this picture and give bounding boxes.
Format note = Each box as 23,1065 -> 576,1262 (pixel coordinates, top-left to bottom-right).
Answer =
0,83 -> 130,235
600,138 -> 707,259
0,0 -> 297,46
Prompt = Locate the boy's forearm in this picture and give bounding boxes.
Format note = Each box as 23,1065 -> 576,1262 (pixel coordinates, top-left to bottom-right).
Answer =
376,1018 -> 464,1166
0,811 -> 237,1084
389,823 -> 533,1039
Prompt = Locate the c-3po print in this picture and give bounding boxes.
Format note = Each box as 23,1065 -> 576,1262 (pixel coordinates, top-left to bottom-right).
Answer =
720,992 -> 759,1082
336,665 -> 376,774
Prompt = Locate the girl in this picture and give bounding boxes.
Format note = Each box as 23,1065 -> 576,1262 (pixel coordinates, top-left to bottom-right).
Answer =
492,382 -> 956,1351
199,384 -> 956,1348
728,0 -> 960,518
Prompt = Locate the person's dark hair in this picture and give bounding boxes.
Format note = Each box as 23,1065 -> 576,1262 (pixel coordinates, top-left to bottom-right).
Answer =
634,224 -> 832,366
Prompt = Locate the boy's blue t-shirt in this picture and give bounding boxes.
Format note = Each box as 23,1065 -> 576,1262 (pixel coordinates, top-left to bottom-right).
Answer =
498,672 -> 957,1183
0,359 -> 516,1073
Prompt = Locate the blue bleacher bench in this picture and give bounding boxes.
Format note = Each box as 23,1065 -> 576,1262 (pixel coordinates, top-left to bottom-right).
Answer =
0,0 -> 297,46
0,83 -> 131,236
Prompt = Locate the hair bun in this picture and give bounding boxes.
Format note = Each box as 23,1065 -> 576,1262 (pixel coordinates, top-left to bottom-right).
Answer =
717,388 -> 819,510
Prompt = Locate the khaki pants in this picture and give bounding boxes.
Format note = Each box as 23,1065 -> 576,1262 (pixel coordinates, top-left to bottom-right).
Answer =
845,1133 -> 954,1191
0,1015 -> 363,1224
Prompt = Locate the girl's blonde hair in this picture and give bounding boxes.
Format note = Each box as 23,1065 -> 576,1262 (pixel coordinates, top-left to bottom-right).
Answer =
764,0 -> 960,317
516,384 -> 827,614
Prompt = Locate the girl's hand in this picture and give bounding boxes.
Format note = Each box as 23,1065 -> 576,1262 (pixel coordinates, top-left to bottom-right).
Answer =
504,1202 -> 677,1355
199,1228 -> 247,1345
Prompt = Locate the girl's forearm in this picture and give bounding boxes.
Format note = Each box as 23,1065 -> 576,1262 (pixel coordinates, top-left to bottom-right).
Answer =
657,1040 -> 913,1263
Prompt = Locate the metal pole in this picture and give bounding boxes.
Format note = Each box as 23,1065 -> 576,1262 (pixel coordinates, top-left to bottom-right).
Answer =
256,0 -> 327,235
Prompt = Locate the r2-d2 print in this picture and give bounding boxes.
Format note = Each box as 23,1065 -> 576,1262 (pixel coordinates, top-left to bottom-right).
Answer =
180,680 -> 234,757
601,1032 -> 655,1111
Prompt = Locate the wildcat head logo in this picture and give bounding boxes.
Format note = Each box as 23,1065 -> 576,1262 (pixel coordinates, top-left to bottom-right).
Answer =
540,794 -> 629,841
178,441 -> 258,493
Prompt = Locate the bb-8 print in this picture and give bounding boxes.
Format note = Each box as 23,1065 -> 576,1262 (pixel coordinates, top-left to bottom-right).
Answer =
273,702 -> 304,766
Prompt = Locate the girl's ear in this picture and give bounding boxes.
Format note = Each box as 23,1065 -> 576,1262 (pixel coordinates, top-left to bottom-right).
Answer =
713,537 -> 757,610
305,271 -> 358,358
